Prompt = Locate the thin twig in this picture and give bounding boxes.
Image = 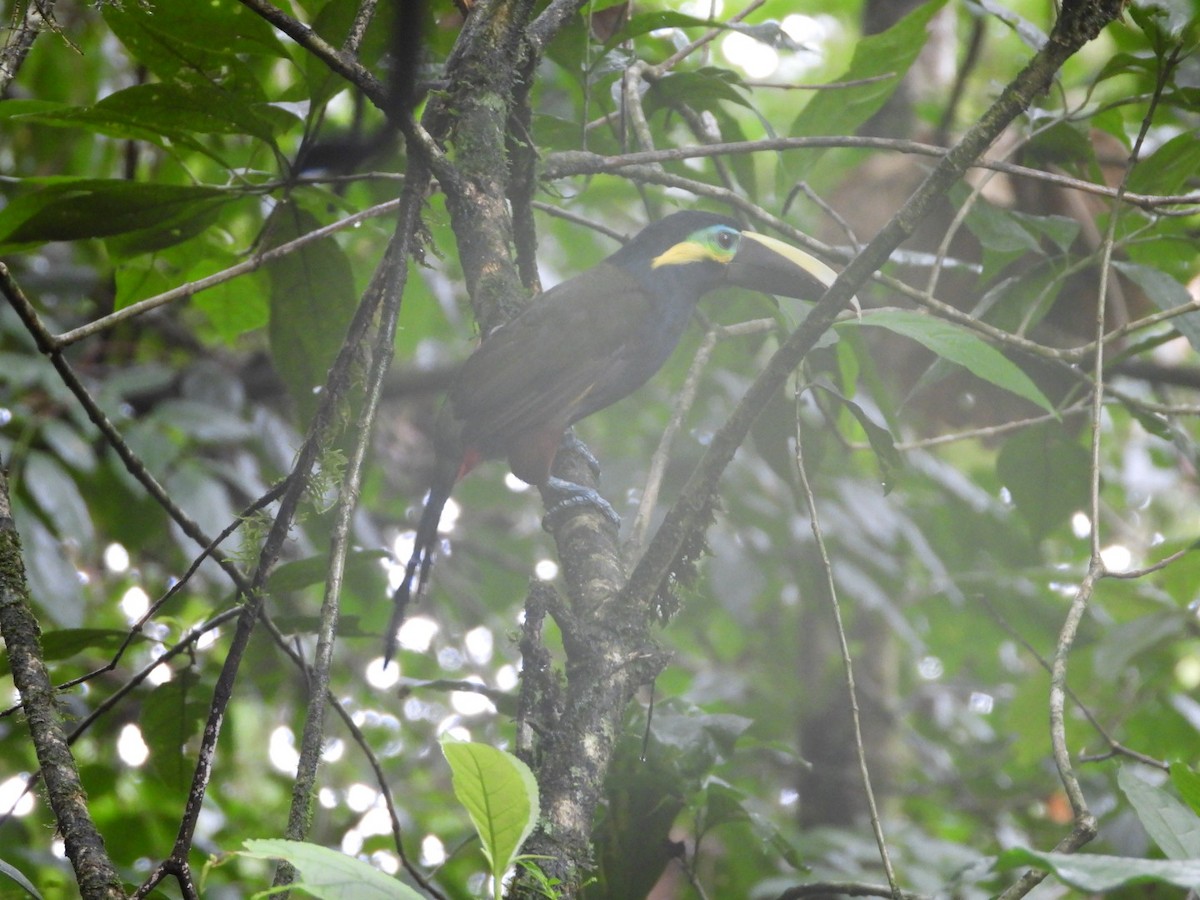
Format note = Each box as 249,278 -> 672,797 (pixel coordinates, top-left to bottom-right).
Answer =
543,136 -> 1199,210
775,882 -> 926,900
276,167 -> 411,885
627,325 -> 721,555
53,198 -> 402,347
793,391 -> 901,899
976,595 -> 1167,771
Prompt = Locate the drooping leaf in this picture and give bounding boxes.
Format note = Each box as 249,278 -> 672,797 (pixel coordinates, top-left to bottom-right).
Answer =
1128,131 -> 1200,196
846,309 -> 1055,413
644,68 -> 752,118
615,10 -> 717,41
8,498 -> 84,628
1092,611 -> 1187,683
0,858 -> 42,900
103,0 -> 288,82
21,451 -> 95,550
267,549 -> 388,594
1111,260 -> 1200,352
1118,764 -> 1200,860
811,383 -> 903,493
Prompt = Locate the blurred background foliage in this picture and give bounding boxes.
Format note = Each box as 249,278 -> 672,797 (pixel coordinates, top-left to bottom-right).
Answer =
1,0 -> 1199,897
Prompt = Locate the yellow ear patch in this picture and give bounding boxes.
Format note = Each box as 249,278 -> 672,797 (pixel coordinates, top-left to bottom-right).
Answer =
652,240 -> 723,269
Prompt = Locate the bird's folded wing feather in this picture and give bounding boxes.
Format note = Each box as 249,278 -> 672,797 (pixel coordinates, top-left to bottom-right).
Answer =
449,265 -> 653,451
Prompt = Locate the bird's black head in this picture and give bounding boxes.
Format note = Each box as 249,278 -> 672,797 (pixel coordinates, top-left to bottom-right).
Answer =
609,211 -> 842,304
608,211 -> 741,297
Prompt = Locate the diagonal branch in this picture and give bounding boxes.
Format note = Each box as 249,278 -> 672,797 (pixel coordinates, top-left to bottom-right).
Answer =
621,0 -> 1127,612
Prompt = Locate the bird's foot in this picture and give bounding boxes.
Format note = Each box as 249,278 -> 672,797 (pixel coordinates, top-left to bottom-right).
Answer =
542,476 -> 620,532
558,429 -> 602,479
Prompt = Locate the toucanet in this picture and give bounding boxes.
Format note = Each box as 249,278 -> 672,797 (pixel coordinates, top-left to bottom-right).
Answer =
386,211 -> 845,661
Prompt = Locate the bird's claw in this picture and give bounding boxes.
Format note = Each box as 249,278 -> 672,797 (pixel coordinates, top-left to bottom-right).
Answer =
542,477 -> 620,532
559,430 -> 602,479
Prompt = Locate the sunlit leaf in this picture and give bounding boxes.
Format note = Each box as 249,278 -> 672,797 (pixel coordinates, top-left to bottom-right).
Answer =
241,839 -> 424,899
442,739 -> 539,882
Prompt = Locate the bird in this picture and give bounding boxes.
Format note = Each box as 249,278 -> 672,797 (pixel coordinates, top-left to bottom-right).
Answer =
385,210 -> 846,662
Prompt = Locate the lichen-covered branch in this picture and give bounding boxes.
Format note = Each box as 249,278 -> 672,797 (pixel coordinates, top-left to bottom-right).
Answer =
0,468 -> 126,900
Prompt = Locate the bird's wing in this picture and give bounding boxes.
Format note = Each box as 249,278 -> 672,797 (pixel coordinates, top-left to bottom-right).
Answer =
449,264 -> 655,454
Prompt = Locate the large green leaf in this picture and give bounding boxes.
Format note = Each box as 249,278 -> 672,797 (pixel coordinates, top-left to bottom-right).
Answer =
442,739 -> 539,887
142,672 -> 209,793
1172,763 -> 1200,817
0,858 -> 42,900
265,202 -> 358,423
240,839 -> 424,899
96,82 -> 293,143
1111,260 -> 1200,352
1128,131 -> 1200,196
0,629 -> 141,678
0,179 -> 229,251
846,309 -> 1055,413
21,451 -> 94,550
996,847 -> 1200,891
1119,764 -> 1200,860
995,422 -> 1090,539
103,0 -> 288,81
786,0 -> 949,179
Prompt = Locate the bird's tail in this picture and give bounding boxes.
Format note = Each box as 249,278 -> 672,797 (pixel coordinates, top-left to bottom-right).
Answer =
384,463 -> 456,666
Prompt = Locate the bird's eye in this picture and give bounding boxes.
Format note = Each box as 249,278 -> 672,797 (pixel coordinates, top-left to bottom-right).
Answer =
715,229 -> 738,250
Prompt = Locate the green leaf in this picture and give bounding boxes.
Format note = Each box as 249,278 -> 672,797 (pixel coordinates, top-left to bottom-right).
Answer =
442,739 -> 540,884
265,202 -> 358,423
240,839 -> 424,899
0,629 -> 140,677
1092,612 -> 1185,682
1119,764 -> 1200,860
995,423 -> 1090,539
0,179 -> 229,251
701,781 -> 807,870
963,196 -> 1041,256
787,0 -> 949,178
1128,131 -> 1200,196
1171,763 -> 1200,817
93,82 -> 293,143
616,10 -> 717,40
995,847 -> 1200,891
4,83 -> 295,162
811,384 -> 903,493
267,550 -> 389,594
1110,260 -> 1200,352
142,673 -> 208,792
846,310 -> 1055,413
22,451 -> 94,550
644,68 -> 751,118
104,0 -> 287,82
0,857 -> 42,900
